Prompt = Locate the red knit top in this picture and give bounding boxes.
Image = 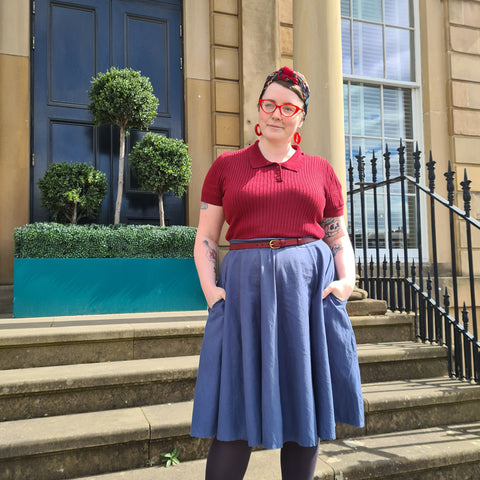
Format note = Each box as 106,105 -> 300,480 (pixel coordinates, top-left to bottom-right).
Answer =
201,141 -> 344,241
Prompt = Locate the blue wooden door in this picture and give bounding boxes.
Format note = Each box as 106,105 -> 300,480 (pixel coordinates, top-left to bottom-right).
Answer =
32,0 -> 184,225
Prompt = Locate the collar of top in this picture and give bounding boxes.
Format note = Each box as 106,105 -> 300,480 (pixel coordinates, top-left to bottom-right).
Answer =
249,141 -> 304,172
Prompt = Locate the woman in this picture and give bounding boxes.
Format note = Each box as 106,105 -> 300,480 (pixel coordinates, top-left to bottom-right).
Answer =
191,67 -> 364,480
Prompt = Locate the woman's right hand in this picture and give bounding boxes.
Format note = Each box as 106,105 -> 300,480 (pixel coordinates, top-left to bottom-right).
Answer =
193,202 -> 226,310
205,286 -> 226,309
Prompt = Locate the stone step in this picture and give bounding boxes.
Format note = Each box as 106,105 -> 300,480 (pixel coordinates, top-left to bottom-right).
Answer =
337,376 -> 480,438
1,393 -> 479,480
75,421 -> 480,480
356,341 -> 447,383
0,402 -> 208,480
0,356 -> 198,422
0,342 -> 446,421
0,315 -> 207,370
0,311 -> 413,370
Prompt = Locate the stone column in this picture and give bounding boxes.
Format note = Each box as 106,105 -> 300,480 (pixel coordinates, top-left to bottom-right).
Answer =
242,0 -> 281,147
0,0 -> 30,284
183,0 -> 212,227
293,0 -> 347,197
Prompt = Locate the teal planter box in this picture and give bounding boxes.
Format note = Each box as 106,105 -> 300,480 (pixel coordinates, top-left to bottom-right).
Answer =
13,258 -> 206,318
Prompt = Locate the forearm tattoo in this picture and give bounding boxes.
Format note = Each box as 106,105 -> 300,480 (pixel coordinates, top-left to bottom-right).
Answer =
321,217 -> 341,238
200,202 -> 208,210
330,242 -> 343,258
203,240 -> 217,267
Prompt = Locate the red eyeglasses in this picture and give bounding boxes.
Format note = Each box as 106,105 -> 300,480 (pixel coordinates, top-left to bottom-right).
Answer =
259,99 -> 304,118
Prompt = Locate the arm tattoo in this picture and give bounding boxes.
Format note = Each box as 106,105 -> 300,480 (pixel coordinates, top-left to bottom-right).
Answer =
321,217 -> 341,238
203,240 -> 217,266
200,202 -> 209,210
330,242 -> 343,258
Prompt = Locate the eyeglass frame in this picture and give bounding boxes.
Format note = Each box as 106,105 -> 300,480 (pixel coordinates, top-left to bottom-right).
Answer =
258,99 -> 304,118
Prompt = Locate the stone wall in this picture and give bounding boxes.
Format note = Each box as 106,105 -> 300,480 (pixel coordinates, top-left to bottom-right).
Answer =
211,0 -> 240,156
448,0 -> 480,274
0,0 -> 30,284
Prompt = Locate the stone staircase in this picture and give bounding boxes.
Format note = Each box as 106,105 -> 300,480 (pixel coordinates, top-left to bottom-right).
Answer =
1,301 -> 480,479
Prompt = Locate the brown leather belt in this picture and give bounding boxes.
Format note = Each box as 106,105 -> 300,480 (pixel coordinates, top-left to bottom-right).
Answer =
229,237 -> 318,250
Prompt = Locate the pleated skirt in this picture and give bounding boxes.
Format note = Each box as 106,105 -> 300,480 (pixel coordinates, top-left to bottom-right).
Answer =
190,239 -> 364,450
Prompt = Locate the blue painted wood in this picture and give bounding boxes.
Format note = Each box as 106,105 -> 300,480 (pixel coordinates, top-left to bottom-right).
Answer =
32,0 -> 184,225
33,0 -> 111,223
13,258 -> 206,318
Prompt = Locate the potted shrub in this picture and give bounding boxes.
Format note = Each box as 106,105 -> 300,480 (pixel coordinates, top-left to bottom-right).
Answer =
38,162 -> 107,224
129,133 -> 192,226
88,67 -> 159,224
13,223 -> 206,317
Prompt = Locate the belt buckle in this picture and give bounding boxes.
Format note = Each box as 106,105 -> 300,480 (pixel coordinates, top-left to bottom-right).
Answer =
269,239 -> 281,249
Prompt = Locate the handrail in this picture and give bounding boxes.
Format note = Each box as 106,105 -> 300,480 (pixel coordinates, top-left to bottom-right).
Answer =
348,141 -> 480,383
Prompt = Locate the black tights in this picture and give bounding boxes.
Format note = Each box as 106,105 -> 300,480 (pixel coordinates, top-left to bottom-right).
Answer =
205,437 -> 319,480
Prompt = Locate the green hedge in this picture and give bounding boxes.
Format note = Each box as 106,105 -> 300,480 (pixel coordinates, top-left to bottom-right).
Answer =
14,223 -> 196,259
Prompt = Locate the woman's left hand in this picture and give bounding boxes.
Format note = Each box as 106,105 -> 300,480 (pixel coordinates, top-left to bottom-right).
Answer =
322,279 -> 354,302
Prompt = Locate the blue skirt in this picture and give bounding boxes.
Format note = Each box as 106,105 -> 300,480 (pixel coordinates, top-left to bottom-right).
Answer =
190,239 -> 364,449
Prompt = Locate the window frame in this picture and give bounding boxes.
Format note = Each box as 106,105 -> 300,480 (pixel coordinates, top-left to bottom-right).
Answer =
341,0 -> 428,263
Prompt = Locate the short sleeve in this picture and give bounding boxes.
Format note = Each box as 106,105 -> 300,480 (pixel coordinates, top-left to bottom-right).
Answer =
201,157 -> 225,206
323,162 -> 344,218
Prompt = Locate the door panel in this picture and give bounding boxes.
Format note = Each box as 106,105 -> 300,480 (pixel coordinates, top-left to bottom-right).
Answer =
112,0 -> 184,224
50,4 -> 97,106
51,122 -> 95,165
33,0 -> 184,225
33,0 -> 110,222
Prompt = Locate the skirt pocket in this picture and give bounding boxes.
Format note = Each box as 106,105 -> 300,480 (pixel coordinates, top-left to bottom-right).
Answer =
191,299 -> 225,438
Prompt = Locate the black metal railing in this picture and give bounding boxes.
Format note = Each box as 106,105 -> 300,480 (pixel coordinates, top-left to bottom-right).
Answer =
348,141 -> 480,383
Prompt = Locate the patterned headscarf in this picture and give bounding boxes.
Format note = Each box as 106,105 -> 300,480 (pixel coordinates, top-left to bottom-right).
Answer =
259,66 -> 310,114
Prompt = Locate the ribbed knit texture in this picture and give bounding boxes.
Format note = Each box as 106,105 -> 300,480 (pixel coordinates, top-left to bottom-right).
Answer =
201,141 -> 344,241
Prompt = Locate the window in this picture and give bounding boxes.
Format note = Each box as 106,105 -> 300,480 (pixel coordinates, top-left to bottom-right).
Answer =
341,0 -> 421,260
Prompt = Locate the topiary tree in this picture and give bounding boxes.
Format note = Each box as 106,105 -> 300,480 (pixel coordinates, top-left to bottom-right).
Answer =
129,132 -> 192,226
88,67 -> 159,224
38,162 -> 107,224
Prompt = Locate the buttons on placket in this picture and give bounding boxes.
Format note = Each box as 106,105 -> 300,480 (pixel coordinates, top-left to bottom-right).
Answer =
274,164 -> 283,182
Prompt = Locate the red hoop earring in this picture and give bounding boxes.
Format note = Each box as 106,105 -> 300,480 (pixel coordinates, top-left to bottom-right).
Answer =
255,124 -> 262,136
293,132 -> 301,144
